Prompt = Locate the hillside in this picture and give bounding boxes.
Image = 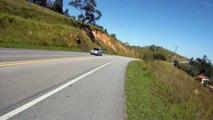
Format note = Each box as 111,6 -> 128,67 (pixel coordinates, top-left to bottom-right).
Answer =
132,45 -> 187,61
0,0 -> 137,57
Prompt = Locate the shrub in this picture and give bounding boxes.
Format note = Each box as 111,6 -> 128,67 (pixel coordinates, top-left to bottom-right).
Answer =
142,52 -> 154,61
153,52 -> 167,61
173,59 -> 179,66
177,63 -> 193,75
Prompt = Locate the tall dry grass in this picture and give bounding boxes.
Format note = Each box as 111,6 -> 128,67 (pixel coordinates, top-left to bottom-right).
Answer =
146,61 -> 213,119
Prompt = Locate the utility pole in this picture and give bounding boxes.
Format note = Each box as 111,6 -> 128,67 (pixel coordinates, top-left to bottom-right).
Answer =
170,46 -> 178,61
174,46 -> 178,54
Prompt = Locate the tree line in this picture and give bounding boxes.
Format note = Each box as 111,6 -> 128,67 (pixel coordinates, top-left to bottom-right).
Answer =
28,0 -> 102,24
174,55 -> 213,80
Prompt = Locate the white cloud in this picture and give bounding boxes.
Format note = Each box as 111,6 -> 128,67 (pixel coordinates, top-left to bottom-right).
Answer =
202,1 -> 213,7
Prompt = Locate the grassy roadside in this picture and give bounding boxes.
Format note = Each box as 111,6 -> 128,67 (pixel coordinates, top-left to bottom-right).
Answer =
0,43 -> 82,52
126,61 -> 213,120
0,13 -> 91,51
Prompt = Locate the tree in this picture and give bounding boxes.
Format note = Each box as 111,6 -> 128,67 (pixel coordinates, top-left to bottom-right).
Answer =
69,0 -> 102,24
200,55 -> 212,78
203,55 -> 208,62
68,16 -> 75,20
124,42 -> 130,46
46,0 -> 53,9
179,55 -> 213,79
111,33 -> 116,39
39,0 -> 47,7
64,9 -> 70,17
104,29 -> 108,33
78,14 -> 85,21
189,57 -> 194,65
53,0 -> 63,14
173,59 -> 179,67
95,9 -> 102,20
29,0 -> 47,7
149,45 -> 158,52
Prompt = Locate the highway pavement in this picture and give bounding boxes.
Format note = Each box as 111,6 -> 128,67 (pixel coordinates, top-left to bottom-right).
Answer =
0,48 -> 135,120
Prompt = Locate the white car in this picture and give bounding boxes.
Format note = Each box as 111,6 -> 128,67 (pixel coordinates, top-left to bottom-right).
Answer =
90,48 -> 103,56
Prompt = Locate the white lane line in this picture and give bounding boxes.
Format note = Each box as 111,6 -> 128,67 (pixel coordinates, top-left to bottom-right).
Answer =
0,60 -> 114,120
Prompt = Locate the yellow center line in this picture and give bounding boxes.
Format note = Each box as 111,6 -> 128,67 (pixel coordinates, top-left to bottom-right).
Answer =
0,57 -> 91,67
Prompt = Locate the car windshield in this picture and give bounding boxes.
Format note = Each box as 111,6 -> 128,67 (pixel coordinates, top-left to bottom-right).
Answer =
93,48 -> 100,50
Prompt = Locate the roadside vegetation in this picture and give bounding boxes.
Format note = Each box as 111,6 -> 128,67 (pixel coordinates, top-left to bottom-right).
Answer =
0,0 -> 90,51
126,61 -> 213,120
174,55 -> 213,80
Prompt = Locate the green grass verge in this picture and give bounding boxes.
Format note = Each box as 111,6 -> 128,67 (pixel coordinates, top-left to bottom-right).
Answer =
0,43 -> 82,52
0,13 -> 93,52
126,61 -> 213,120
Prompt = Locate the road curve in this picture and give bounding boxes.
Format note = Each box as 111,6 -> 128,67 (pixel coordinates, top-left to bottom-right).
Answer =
0,48 -> 135,120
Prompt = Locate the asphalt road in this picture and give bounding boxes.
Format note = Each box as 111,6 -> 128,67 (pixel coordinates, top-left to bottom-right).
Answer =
0,48 -> 135,120
0,48 -> 92,62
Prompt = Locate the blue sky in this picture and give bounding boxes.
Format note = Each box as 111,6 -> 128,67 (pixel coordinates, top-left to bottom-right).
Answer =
63,0 -> 213,61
